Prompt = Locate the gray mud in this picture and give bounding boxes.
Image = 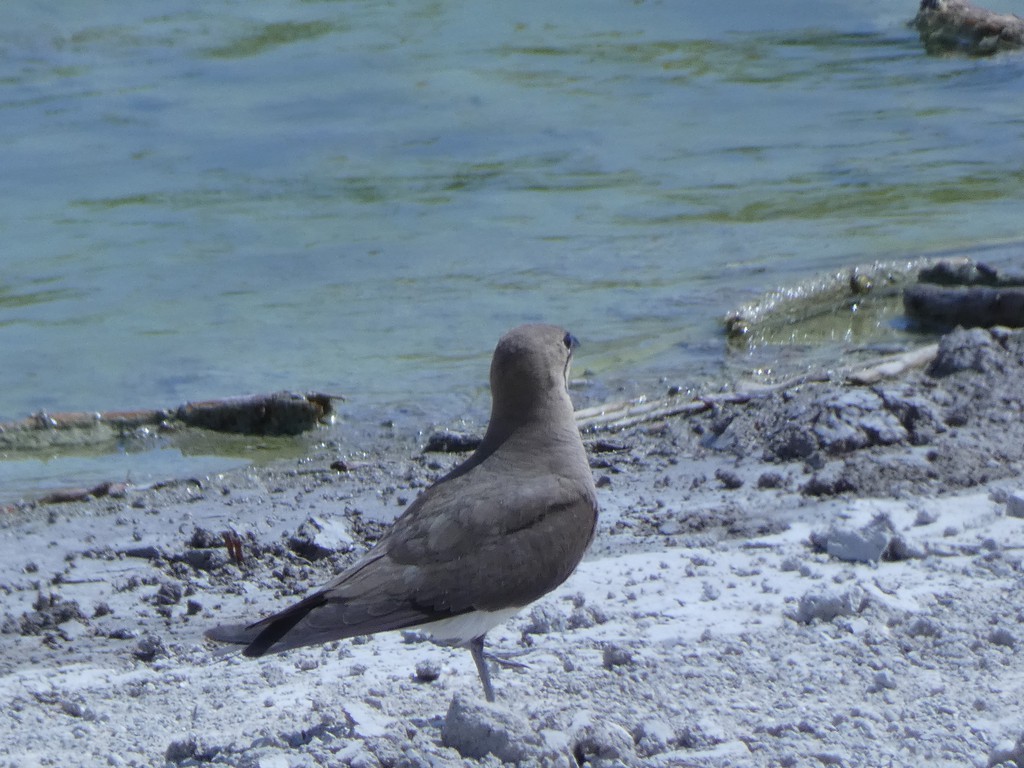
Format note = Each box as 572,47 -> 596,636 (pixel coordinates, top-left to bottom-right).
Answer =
2,327 -> 1024,767
700,326 -> 1024,499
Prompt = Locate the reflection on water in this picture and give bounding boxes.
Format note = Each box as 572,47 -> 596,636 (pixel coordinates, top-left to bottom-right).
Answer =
1,0 -> 1023,498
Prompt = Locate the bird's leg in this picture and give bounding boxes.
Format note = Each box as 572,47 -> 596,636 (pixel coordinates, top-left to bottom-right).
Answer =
468,635 -> 496,703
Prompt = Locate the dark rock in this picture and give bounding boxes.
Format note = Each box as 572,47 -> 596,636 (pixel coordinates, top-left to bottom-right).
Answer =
19,594 -> 86,636
918,260 -> 1024,287
588,439 -> 630,453
165,735 -> 220,764
176,391 -> 332,436
120,545 -> 163,560
883,534 -> 924,561
414,660 -> 441,683
928,327 -> 1004,377
766,425 -> 817,461
989,627 -> 1017,648
802,473 -> 857,497
988,732 -> 1024,768
164,737 -> 197,764
188,526 -> 221,549
907,616 -> 943,638
568,603 -> 608,629
714,468 -> 744,489
279,716 -> 351,748
757,472 -> 785,489
154,582 -> 184,606
134,633 -> 168,662
634,719 -> 676,757
424,430 -> 481,453
905,284 -> 1024,329
178,548 -> 229,572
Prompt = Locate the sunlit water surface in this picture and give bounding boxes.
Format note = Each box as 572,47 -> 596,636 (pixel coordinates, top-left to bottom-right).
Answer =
2,0 -> 1023,499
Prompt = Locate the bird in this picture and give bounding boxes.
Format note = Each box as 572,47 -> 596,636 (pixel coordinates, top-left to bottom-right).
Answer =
205,324 -> 599,701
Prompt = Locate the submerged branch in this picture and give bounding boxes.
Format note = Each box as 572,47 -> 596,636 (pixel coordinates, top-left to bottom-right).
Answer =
0,391 -> 340,454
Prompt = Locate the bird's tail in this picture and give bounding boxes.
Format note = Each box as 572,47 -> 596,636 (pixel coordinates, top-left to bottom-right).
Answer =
204,590 -> 330,657
204,623 -> 262,646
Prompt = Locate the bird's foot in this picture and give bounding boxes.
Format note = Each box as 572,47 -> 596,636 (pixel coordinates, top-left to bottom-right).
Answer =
483,649 -> 531,671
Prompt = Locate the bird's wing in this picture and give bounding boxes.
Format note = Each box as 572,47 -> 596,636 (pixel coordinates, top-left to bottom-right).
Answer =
222,467 -> 595,655
375,465 -> 598,612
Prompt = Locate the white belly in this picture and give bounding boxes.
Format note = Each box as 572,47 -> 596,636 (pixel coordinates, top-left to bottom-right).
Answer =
417,607 -> 522,646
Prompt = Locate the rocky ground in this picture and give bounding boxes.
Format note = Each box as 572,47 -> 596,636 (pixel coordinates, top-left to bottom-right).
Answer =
2,326 -> 1024,768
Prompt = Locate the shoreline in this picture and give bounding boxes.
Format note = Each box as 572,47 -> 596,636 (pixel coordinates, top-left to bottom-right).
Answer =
2,325 -> 1024,766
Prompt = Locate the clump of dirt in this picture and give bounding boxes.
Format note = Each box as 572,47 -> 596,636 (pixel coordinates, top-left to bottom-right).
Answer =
697,327 -> 1024,497
10,592 -> 87,636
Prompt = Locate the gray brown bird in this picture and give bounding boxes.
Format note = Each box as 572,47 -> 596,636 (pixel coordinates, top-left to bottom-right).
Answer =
205,324 -> 599,701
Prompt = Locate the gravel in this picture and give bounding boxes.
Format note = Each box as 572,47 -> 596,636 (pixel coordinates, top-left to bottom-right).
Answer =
2,326 -> 1024,767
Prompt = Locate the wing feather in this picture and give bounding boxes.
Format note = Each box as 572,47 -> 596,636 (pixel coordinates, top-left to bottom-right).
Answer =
207,428 -> 597,656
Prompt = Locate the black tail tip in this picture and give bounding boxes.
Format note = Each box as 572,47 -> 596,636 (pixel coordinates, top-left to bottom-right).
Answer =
241,644 -> 266,658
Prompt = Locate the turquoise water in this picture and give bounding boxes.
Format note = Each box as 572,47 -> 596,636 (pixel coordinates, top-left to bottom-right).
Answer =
2,1 -> 1023,499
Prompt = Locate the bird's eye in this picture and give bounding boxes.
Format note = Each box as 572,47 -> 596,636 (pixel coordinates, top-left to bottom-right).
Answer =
563,332 -> 578,351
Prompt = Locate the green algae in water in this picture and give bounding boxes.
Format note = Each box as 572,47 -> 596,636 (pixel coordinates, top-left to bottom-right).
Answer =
207,20 -> 335,59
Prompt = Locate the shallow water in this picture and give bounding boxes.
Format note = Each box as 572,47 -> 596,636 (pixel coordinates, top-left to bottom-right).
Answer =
2,0 -> 1023,499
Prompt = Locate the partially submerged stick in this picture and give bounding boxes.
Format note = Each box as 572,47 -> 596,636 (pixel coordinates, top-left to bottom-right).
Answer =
176,391 -> 336,435
576,344 -> 943,434
575,372 -> 831,434
904,285 -> 1024,329
845,344 -> 940,386
0,391 -> 340,453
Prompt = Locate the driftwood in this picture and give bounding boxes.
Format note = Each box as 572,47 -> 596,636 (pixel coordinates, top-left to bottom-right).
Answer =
0,391 -> 339,453
576,393 -> 721,434
913,0 -> 1024,55
37,481 -> 129,505
15,409 -> 166,431
918,260 -> 1024,287
176,392 -> 335,435
904,284 -> 1024,328
846,344 -> 940,385
905,261 -> 1024,328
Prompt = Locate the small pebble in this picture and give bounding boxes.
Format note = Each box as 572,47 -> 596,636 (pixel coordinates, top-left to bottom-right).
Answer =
602,643 -> 634,669
414,660 -> 441,683
714,468 -> 744,489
